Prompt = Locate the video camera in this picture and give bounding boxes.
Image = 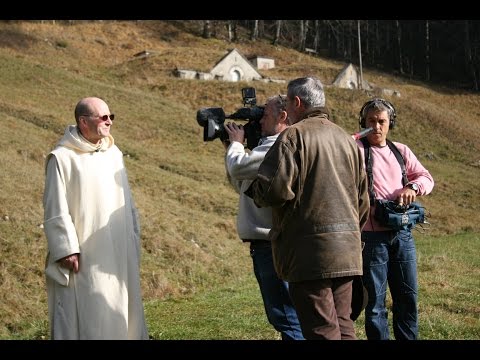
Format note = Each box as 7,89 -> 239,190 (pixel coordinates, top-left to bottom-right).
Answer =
196,87 -> 264,150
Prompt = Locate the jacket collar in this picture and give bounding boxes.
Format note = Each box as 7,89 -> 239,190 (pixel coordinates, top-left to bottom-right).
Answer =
302,107 -> 330,121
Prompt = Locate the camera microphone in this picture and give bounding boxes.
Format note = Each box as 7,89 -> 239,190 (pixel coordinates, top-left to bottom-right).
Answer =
352,127 -> 374,140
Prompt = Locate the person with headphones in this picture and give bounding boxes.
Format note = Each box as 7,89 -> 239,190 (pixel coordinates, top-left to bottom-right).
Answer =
356,98 -> 434,340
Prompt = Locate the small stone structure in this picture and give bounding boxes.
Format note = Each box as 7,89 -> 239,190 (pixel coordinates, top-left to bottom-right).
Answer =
332,63 -> 401,96
210,48 -> 262,81
248,55 -> 275,70
333,63 -> 372,90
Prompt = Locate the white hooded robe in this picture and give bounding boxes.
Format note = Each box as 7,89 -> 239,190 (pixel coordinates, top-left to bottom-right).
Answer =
43,125 -> 148,340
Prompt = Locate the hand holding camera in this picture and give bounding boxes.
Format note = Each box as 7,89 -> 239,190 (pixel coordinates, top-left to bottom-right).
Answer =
196,87 -> 264,150
224,122 -> 245,144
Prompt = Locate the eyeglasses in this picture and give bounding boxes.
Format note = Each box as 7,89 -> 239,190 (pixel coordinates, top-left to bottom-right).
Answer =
82,114 -> 115,121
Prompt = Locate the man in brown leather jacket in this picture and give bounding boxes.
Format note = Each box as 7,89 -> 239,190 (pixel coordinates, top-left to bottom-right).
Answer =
246,76 -> 370,339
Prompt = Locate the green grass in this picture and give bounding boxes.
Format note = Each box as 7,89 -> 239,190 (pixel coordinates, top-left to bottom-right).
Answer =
146,273 -> 279,340
145,233 -> 479,340
416,233 -> 480,339
1,233 -> 479,340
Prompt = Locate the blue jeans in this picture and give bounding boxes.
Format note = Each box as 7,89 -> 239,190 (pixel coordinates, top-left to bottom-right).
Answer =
250,241 -> 304,340
362,230 -> 418,340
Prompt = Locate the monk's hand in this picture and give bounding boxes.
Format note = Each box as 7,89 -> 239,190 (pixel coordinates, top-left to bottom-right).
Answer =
59,253 -> 80,273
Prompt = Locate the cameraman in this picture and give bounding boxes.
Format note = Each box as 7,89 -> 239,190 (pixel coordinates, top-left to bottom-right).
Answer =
223,95 -> 304,340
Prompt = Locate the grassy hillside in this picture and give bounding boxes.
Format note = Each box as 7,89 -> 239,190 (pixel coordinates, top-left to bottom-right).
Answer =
0,20 -> 479,339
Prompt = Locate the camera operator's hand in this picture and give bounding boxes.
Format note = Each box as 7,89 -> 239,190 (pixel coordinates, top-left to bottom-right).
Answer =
224,122 -> 245,145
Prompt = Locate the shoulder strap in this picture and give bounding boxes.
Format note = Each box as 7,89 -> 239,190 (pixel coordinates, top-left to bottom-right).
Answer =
361,138 -> 409,206
360,138 -> 376,206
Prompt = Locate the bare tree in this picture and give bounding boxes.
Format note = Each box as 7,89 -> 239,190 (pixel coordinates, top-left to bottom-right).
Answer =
322,20 -> 341,58
226,21 -> 232,42
425,20 -> 430,81
313,20 -> 320,52
464,20 -> 478,90
342,20 -> 353,61
396,20 -> 404,74
272,20 -> 282,46
358,20 -> 364,90
373,20 -> 379,65
202,20 -> 211,39
250,20 -> 259,41
211,20 -> 218,38
364,21 -> 370,63
258,20 -> 265,38
226,20 -> 238,42
299,20 -> 309,51
232,21 -> 238,42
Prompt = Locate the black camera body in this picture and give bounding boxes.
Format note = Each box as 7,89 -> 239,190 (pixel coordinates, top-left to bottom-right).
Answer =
196,87 -> 264,150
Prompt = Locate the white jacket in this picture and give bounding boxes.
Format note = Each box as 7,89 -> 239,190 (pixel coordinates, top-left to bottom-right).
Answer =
225,135 -> 278,240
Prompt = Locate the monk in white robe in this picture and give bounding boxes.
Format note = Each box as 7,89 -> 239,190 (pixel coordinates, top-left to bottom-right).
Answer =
43,97 -> 148,340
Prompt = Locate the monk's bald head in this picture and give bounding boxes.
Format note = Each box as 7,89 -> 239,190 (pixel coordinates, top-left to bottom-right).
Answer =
74,97 -> 107,125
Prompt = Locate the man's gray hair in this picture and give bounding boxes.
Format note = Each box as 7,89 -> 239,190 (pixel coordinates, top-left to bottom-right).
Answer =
266,94 -> 287,115
287,76 -> 325,109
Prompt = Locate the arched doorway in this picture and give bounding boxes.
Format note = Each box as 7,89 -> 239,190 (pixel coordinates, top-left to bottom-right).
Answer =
229,66 -> 244,82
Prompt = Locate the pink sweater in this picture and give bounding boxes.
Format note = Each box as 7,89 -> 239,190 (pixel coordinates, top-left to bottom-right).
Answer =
356,140 -> 434,232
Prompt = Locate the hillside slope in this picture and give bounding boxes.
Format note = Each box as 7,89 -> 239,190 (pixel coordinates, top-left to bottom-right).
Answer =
0,20 -> 479,338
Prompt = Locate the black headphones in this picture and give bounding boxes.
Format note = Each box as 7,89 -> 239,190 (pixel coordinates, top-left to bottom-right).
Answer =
359,98 -> 397,129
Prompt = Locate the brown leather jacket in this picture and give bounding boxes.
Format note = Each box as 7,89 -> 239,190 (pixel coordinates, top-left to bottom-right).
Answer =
246,110 -> 370,282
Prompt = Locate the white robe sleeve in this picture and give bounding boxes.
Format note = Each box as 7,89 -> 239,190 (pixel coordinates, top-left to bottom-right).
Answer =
43,155 -> 80,286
